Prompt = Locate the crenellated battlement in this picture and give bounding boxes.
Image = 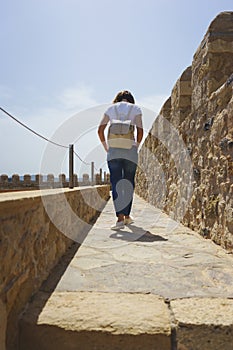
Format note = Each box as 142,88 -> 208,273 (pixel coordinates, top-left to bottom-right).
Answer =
0,172 -> 110,191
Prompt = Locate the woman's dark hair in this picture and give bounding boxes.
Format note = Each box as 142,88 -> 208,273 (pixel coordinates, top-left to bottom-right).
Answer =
113,90 -> 135,104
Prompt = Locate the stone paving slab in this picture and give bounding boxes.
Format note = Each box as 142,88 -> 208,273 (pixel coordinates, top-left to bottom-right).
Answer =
20,195 -> 233,349
50,195 -> 233,300
20,291 -> 171,350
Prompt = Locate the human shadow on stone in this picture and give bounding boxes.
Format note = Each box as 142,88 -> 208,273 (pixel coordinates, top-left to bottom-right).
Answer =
135,231 -> 168,243
110,224 -> 168,243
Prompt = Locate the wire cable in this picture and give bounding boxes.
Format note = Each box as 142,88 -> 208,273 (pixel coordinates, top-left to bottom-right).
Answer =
73,150 -> 91,166
0,106 -> 96,167
0,107 -> 69,149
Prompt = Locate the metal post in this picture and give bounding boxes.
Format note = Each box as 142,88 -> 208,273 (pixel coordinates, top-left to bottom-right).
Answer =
99,168 -> 102,184
69,144 -> 74,189
91,161 -> 94,185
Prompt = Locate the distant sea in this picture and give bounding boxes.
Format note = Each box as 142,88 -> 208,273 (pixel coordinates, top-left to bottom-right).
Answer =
8,175 -> 68,182
8,175 -> 84,182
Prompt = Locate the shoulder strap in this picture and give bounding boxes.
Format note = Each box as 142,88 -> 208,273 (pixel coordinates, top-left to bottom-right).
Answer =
114,104 -> 133,121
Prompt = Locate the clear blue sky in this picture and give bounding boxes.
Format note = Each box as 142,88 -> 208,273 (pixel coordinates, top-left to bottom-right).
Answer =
0,0 -> 232,176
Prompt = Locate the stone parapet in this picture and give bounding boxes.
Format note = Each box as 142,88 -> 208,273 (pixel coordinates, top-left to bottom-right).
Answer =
170,66 -> 192,127
0,185 -> 110,350
0,171 -> 110,192
192,12 -> 233,111
136,11 -> 233,252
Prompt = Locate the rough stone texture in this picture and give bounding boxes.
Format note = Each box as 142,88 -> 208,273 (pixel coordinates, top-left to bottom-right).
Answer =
0,185 -> 110,350
20,291 -> 171,350
136,12 -> 233,252
19,194 -> 233,350
192,12 -> 233,110
0,299 -> 6,350
171,298 -> 233,350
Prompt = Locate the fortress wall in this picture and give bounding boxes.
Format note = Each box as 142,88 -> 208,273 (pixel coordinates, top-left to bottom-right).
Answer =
136,12 -> 233,251
0,172 -> 110,191
0,185 -> 110,350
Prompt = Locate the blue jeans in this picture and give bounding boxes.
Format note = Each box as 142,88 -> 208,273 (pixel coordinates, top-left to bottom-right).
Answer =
107,146 -> 138,217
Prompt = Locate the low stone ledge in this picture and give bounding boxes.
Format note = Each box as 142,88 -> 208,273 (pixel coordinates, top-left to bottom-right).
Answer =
19,291 -> 171,350
0,185 -> 110,350
171,298 -> 233,350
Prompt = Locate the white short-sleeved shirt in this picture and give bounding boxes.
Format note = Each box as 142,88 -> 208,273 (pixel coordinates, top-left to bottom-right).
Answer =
104,101 -> 142,128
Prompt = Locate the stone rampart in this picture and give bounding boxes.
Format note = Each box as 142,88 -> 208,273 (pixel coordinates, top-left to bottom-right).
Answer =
136,11 -> 233,251
0,172 -> 110,191
0,185 -> 110,350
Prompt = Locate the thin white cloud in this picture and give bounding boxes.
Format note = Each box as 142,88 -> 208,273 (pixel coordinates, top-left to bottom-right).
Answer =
59,85 -> 99,111
138,94 -> 168,114
5,84 -> 100,137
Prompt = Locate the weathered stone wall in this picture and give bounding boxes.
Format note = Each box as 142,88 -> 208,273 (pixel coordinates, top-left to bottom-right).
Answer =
136,12 -> 233,251
0,185 -> 110,350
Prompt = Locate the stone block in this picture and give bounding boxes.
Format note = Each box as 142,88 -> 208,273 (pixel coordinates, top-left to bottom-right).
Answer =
0,174 -> 8,184
178,80 -> 192,96
159,96 -> 171,116
47,174 -> 54,183
73,174 -> 78,186
83,173 -> 90,185
12,174 -> 20,184
171,298 -> 233,350
35,174 -> 43,185
23,174 -> 31,184
59,173 -> 66,184
20,291 -> 171,350
191,12 -> 233,108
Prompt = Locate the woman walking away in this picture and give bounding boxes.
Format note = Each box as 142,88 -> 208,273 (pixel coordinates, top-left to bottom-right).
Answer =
98,90 -> 143,230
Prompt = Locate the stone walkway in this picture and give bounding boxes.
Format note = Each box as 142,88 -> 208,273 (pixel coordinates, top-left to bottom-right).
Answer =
20,195 -> 233,350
